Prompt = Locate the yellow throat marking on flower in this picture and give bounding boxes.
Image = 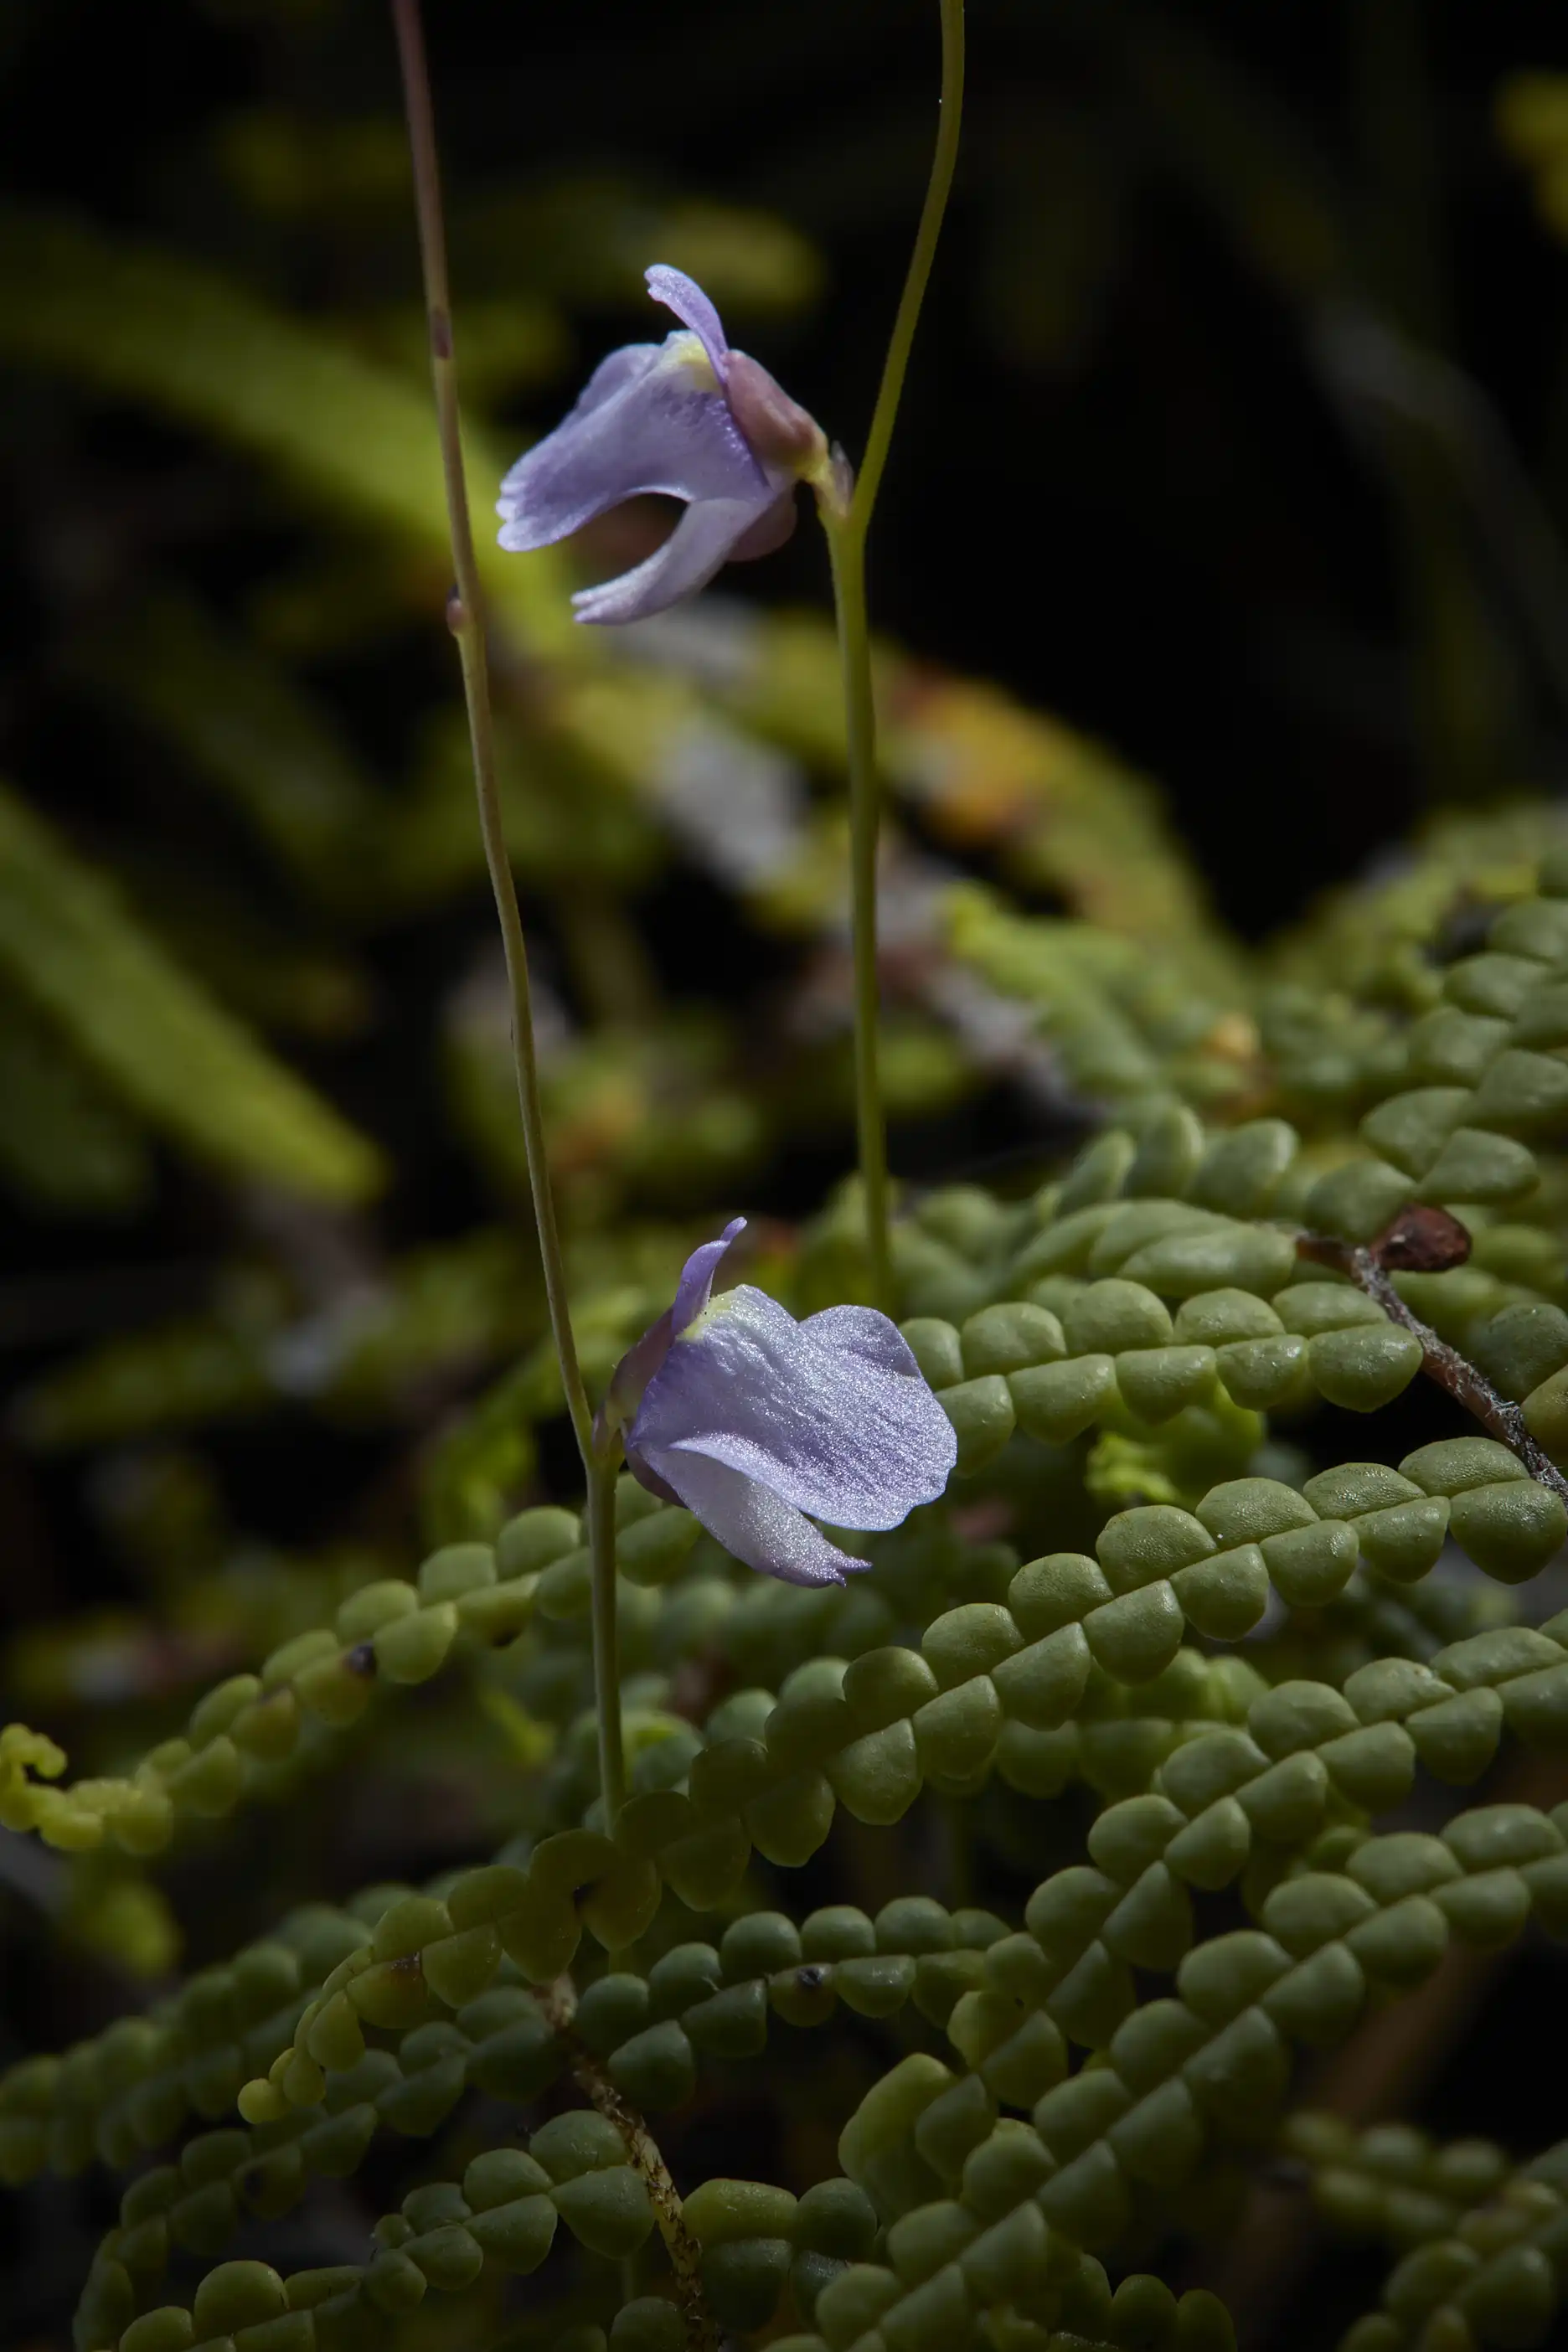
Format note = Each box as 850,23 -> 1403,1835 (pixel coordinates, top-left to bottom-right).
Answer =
668,330 -> 721,396
678,1289 -> 744,1345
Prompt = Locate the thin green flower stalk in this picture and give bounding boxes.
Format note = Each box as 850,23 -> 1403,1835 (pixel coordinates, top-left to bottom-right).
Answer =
818,0 -> 966,1311
390,0 -> 624,1827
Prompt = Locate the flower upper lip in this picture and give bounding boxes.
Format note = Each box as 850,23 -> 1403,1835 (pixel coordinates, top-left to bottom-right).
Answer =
496,265 -> 823,626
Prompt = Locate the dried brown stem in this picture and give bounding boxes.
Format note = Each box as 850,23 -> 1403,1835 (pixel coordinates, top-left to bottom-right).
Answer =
1297,1214 -> 1568,1504
537,1978 -> 719,2352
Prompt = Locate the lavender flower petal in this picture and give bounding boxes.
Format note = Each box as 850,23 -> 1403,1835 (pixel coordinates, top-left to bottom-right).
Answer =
633,1441 -> 870,1586
496,338 -> 773,555
570,495 -> 776,626
628,1284 -> 957,1530
602,1216 -> 745,1444
645,264 -> 730,383
799,1303 -> 929,1376
498,265 -> 823,627
728,487 -> 799,561
673,1215 -> 746,1334
559,341 -> 665,423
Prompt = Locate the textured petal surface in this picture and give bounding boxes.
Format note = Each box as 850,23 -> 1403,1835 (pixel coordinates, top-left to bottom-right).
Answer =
518,342 -> 661,451
636,1442 -> 869,1586
629,1284 -> 957,1529
570,495 -> 775,625
800,1303 -> 926,1376
496,334 -> 770,554
673,1215 -> 746,1335
646,264 -> 730,382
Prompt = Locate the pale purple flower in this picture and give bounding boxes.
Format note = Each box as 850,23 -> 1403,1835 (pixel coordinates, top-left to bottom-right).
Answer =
497,265 -> 828,626
603,1218 -> 957,1586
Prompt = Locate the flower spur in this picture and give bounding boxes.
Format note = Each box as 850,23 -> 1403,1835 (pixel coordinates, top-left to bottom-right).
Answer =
601,1218 -> 957,1586
497,264 -> 832,624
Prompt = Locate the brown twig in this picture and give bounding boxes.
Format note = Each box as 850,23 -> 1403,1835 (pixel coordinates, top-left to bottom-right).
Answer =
1297,1204 -> 1568,1504
536,1977 -> 719,2352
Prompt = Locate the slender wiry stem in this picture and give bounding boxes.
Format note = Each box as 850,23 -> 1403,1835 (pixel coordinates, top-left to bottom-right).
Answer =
818,0 -> 966,1307
390,0 -> 591,1463
539,1977 -> 720,2351
1298,1222 -> 1568,1504
1358,1255 -> 1568,1502
823,510 -> 892,1308
391,0 -> 624,1823
853,0 -> 967,536
585,1449 -> 626,1826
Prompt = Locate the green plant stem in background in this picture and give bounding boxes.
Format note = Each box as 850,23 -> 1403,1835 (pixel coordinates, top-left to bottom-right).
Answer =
585,1448 -> 627,1827
823,510 -> 892,1308
390,0 -> 623,1822
820,0 -> 966,1308
854,0 -> 967,532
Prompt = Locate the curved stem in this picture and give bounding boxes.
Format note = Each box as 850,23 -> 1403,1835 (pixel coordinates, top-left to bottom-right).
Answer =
392,0 -> 624,1820
818,0 -> 965,1308
850,0 -> 966,535
824,510 -> 892,1309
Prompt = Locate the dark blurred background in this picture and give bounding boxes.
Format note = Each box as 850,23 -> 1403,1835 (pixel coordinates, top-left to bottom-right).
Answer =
8,0 -> 1568,926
